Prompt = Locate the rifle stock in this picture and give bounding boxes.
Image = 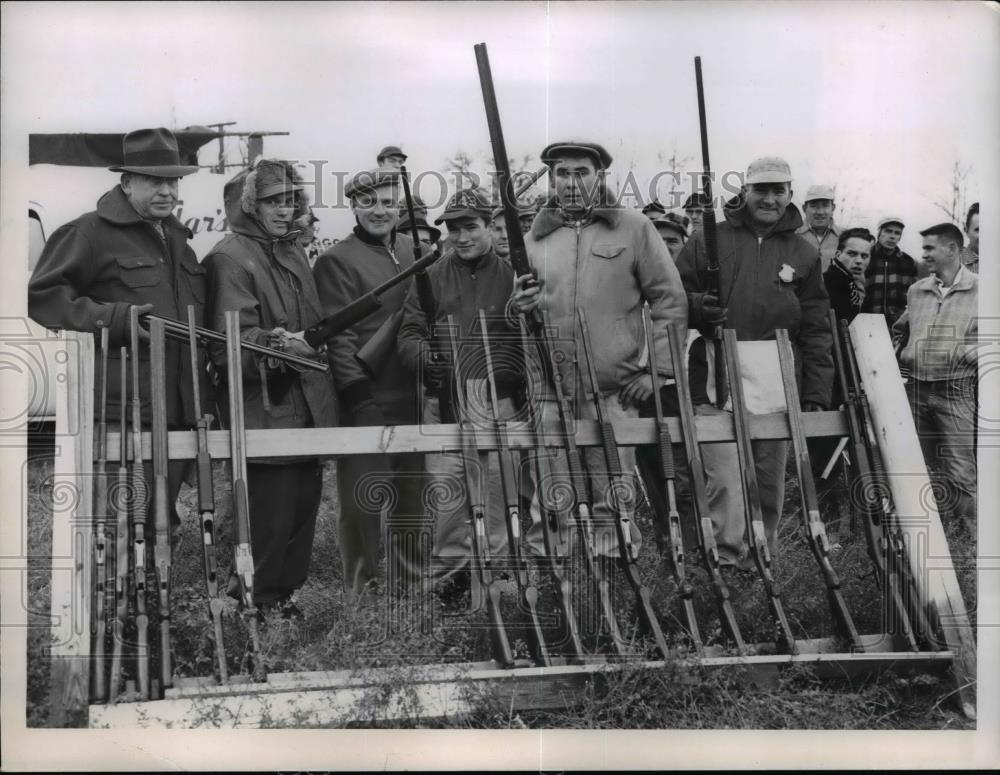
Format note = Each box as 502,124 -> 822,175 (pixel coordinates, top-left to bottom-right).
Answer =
355,309 -> 403,378
187,304 -> 228,682
109,346 -> 130,701
91,326 -> 110,702
149,318 -> 173,695
129,306 -> 150,699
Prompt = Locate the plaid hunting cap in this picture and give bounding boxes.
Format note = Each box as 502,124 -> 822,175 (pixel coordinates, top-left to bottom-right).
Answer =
745,156 -> 793,185
804,184 -> 835,203
376,145 -> 407,162
653,212 -> 689,238
540,140 -> 613,169
345,168 -> 400,200
435,188 -> 493,225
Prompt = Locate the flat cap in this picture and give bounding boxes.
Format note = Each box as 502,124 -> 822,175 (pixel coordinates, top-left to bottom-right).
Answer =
804,184 -> 836,204
434,188 -> 493,225
492,204 -> 536,222
541,140 -> 613,169
745,156 -> 793,185
641,200 -> 667,217
877,215 -> 906,230
345,168 -> 400,200
682,191 -> 713,210
399,213 -> 441,244
376,145 -> 407,162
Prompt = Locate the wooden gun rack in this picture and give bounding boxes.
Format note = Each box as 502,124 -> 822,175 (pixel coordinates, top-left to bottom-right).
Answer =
45,316 -> 976,727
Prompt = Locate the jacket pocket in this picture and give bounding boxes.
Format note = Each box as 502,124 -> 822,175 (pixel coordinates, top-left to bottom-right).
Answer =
591,243 -> 626,260
115,255 -> 160,288
181,261 -> 207,303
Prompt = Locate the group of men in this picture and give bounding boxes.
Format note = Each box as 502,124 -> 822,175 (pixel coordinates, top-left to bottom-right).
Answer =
28,126 -> 980,628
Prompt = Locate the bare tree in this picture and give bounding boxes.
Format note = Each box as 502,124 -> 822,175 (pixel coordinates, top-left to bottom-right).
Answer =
931,160 -> 973,224
444,149 -> 482,190
656,143 -> 693,209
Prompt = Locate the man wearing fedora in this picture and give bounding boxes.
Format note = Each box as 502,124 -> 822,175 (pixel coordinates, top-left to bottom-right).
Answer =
29,126 -> 207,546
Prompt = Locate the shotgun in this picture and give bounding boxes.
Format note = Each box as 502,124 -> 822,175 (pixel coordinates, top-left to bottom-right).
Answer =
722,329 -> 796,654
129,306 -> 151,699
225,310 -> 265,678
479,310 -> 551,666
666,326 -> 745,652
90,326 -> 110,702
839,319 -> 934,649
577,308 -> 670,659
775,329 -> 864,651
694,56 -> 727,409
109,346 -> 130,701
187,305 -> 228,682
640,308 -> 701,650
446,315 -> 515,668
149,318 -> 173,694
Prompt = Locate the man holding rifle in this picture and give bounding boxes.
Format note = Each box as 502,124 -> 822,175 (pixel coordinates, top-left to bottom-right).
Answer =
398,188 -> 522,600
674,156 -> 833,570
313,169 -> 424,600
509,140 -> 688,560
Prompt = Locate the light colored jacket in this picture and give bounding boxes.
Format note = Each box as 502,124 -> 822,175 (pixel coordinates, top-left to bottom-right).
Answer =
524,197 -> 688,396
796,221 -> 840,271
893,266 -> 978,382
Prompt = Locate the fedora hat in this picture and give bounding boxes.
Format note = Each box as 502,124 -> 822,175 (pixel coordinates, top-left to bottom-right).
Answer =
109,127 -> 199,177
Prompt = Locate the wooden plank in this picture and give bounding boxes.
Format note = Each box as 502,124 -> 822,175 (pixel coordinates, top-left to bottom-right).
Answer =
90,644 -> 953,728
48,331 -> 93,726
849,314 -> 977,719
102,411 -> 848,462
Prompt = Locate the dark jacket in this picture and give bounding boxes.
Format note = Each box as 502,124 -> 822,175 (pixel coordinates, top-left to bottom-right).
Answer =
312,226 -> 418,422
862,243 -> 917,328
203,200 -> 337,450
675,200 -> 833,408
823,260 -> 864,324
398,248 -> 523,400
28,185 -> 207,426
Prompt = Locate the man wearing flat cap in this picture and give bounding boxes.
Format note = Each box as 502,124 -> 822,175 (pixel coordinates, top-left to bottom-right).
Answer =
674,156 -> 832,571
376,145 -> 407,171
652,213 -> 689,260
682,191 -> 712,236
29,126 -> 206,548
862,215 -> 917,329
313,168 -> 425,600
510,140 -> 688,563
796,184 -> 840,271
399,188 -> 523,602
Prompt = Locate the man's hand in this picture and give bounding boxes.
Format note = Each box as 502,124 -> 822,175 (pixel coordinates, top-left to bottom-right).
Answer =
509,273 -> 543,315
802,402 -> 825,412
700,293 -> 727,326
620,373 -> 658,410
352,399 -> 385,428
129,304 -> 155,341
422,349 -> 450,390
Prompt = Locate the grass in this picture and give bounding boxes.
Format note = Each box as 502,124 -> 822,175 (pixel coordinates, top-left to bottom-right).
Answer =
24,442 -> 977,729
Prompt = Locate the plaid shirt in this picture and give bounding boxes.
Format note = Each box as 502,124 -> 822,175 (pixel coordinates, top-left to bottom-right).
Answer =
892,266 -> 978,382
862,243 -> 917,327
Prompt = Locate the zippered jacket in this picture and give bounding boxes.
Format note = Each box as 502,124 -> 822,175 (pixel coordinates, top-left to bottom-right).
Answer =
675,200 -> 833,408
524,197 -> 688,396
313,226 -> 417,419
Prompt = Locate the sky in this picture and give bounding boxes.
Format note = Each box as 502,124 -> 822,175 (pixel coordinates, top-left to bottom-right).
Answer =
3,0 -> 998,258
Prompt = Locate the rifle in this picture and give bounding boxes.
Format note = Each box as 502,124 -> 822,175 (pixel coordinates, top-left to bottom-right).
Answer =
666,326 -> 746,652
694,56 -> 727,410
479,310 -> 551,666
518,319 -> 605,661
149,318 -> 173,695
775,329 -> 864,652
641,309 -> 701,650
129,306 -> 151,698
829,312 -> 917,650
302,248 -> 443,349
476,41 -> 623,657
225,310 -> 265,678
577,309 -> 670,659
838,319 -> 934,648
187,305 -> 228,682
403,165 -> 452,423
109,345 -> 130,701
446,314 -> 515,668
722,329 -> 796,653
90,326 -> 110,702
144,313 -> 328,373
